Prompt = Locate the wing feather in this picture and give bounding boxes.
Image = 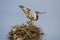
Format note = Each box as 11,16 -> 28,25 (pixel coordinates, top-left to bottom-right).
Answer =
19,5 -> 31,17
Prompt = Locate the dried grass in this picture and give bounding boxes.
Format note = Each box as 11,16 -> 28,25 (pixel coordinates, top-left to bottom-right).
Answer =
8,22 -> 44,40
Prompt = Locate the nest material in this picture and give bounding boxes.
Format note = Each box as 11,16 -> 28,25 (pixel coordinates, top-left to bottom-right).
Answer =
8,23 -> 44,40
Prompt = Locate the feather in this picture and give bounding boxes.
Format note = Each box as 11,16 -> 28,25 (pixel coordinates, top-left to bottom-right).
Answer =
19,5 -> 31,17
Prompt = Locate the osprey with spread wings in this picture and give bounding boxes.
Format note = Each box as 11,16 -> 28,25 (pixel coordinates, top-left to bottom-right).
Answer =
19,5 -> 46,21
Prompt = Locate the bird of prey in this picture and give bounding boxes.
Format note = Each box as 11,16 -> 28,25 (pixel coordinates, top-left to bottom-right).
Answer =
19,5 -> 46,21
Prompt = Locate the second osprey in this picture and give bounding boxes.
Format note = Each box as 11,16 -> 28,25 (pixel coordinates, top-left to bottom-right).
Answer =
19,5 -> 45,21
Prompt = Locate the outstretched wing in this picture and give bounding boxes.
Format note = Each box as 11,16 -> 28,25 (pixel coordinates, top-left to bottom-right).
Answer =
19,5 -> 31,17
33,12 -> 39,21
33,11 -> 46,21
39,12 -> 46,14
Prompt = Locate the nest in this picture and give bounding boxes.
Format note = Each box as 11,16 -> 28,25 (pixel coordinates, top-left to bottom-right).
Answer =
8,22 -> 44,40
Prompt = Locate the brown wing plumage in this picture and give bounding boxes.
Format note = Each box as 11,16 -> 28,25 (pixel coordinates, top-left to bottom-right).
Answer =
19,5 -> 31,17
19,5 -> 45,21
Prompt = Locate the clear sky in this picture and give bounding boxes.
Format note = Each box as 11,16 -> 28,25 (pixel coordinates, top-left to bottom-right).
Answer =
0,0 -> 60,40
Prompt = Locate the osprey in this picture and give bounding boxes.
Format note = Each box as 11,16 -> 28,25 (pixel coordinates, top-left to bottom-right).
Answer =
19,5 -> 45,21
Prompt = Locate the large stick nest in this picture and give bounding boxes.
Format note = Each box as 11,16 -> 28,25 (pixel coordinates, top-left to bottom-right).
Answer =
8,23 -> 44,40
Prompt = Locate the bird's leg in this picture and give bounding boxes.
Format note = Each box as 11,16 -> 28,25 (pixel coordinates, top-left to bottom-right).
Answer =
26,20 -> 34,25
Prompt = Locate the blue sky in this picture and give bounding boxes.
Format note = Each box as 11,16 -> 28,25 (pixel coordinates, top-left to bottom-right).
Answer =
0,0 -> 60,40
